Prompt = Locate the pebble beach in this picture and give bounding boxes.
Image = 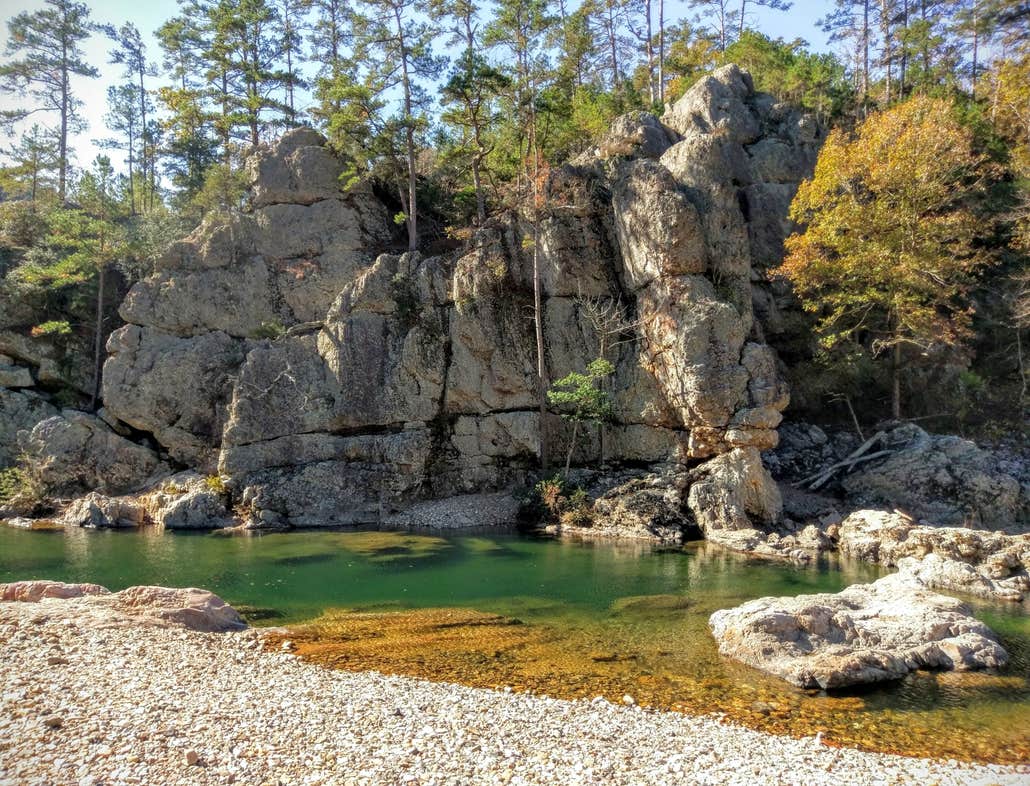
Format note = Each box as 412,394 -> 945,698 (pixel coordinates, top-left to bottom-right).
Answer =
2,596 -> 1028,786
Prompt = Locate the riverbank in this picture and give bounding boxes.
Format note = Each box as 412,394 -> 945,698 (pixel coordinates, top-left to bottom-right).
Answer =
2,593 -> 1027,786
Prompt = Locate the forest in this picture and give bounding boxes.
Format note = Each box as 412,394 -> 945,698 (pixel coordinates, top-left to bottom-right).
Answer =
0,0 -> 1027,430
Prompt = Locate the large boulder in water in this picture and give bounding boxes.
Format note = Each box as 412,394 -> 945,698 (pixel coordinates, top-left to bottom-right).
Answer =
709,573 -> 1009,689
838,509 -> 1030,602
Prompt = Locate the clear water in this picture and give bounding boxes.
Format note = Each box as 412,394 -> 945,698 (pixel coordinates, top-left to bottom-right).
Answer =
1,525 -> 1028,763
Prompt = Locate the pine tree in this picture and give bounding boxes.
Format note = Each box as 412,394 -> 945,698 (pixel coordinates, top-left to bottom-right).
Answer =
0,0 -> 98,202
0,125 -> 60,204
349,0 -> 444,251
106,23 -> 158,211
433,0 -> 510,222
486,0 -> 556,468
100,85 -> 143,215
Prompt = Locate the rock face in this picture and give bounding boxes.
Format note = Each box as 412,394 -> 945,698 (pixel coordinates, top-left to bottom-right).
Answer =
838,509 -> 1030,602
26,67 -> 818,535
0,387 -> 57,467
709,573 -> 1009,689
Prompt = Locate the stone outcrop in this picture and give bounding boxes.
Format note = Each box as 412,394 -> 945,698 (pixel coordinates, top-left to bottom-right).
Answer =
709,573 -> 1009,689
21,65 -> 821,537
19,412 -> 167,498
838,509 -> 1030,602
0,387 -> 57,466
0,580 -> 246,632
841,424 -> 1029,532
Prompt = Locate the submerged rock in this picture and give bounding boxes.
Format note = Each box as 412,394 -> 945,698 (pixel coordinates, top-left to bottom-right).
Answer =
709,573 -> 1009,689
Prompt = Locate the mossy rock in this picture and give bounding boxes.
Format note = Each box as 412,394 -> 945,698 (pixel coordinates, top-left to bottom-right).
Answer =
610,594 -> 694,615
334,531 -> 453,563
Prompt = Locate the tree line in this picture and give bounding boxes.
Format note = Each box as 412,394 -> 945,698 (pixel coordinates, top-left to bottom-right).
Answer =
0,0 -> 1027,427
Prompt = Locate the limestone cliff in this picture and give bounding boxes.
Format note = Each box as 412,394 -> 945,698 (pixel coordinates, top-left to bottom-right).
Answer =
18,65 -> 825,543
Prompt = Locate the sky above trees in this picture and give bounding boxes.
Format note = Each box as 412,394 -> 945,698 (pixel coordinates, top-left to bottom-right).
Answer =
0,0 -> 833,169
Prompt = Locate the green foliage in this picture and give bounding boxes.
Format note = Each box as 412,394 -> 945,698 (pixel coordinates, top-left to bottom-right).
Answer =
547,357 -> 616,425
0,464 -> 43,514
204,474 -> 227,494
548,357 -> 615,475
721,32 -> 853,121
250,320 -> 285,340
777,96 -> 996,418
30,319 -> 72,338
530,474 -> 592,526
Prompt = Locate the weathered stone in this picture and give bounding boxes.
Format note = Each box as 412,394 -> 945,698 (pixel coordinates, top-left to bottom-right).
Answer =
0,363 -> 33,387
145,472 -> 234,530
112,586 -> 246,632
594,111 -> 678,160
0,580 -> 110,602
838,509 -> 1030,601
663,64 -> 760,143
842,425 -> 1028,531
20,412 -> 167,497
709,573 -> 1009,689
103,327 -> 245,471
58,492 -> 146,528
0,387 -> 57,466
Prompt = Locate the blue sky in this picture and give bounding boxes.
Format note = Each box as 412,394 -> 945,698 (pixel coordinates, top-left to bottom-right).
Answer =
0,0 -> 836,174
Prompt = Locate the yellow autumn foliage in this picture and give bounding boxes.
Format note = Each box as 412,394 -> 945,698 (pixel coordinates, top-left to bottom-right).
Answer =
775,96 -> 996,414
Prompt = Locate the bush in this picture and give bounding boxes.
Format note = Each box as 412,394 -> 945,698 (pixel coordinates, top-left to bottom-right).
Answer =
0,465 -> 44,514
250,321 -> 285,340
204,474 -> 227,494
530,475 -> 593,526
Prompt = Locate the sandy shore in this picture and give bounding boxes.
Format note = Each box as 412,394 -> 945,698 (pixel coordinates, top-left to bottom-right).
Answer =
1,596 -> 1026,786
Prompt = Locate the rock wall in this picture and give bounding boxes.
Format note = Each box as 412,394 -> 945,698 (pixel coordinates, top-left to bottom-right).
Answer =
22,65 -> 824,537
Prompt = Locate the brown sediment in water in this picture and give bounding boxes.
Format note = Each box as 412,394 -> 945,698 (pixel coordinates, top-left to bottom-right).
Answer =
264,604 -> 1030,766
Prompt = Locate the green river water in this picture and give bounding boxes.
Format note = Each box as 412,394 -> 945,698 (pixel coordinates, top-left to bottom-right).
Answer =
1,525 -> 1028,763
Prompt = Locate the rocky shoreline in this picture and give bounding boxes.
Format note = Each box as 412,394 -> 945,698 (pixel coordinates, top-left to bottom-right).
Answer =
2,585 -> 1028,786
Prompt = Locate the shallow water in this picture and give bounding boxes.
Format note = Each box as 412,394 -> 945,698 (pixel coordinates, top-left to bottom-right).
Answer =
1,525 -> 1028,763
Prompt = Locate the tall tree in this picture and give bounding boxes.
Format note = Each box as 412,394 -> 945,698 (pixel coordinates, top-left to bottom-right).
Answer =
737,0 -> 793,39
156,13 -> 220,213
100,84 -> 142,215
434,0 -> 510,222
486,0 -> 556,468
0,0 -> 98,202
274,0 -> 309,124
688,0 -> 738,51
349,0 -> 444,251
776,97 -> 995,419
309,0 -> 352,115
106,23 -> 158,210
0,125 -> 60,204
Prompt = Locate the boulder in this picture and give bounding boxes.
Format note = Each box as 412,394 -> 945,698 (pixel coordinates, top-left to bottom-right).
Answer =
0,387 -> 57,466
581,472 -> 690,544
0,580 -> 110,602
112,586 -> 246,632
19,412 -> 167,497
0,363 -> 32,388
59,492 -> 146,528
709,573 -> 1009,689
144,473 -> 234,530
841,424 -> 1028,531
838,509 -> 1030,602
103,327 -> 246,471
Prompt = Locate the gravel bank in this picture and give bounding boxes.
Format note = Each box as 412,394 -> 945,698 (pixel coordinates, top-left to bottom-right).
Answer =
1,597 -> 1026,786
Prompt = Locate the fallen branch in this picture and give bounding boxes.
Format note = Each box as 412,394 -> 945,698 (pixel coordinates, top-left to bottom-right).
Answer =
795,431 -> 888,490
